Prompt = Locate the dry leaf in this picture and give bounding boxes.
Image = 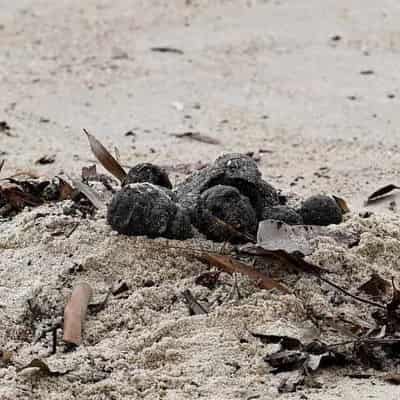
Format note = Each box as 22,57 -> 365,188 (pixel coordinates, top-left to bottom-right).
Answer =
239,247 -> 326,276
57,177 -> 75,201
35,154 -> 55,165
332,195 -> 350,214
384,373 -> 400,384
172,131 -> 220,145
200,254 -> 289,293
366,184 -> 400,204
151,46 -> 184,54
0,159 -> 4,173
256,220 -> 315,255
18,358 -> 68,376
83,129 -> 127,183
63,282 -> 93,345
68,176 -> 104,209
82,165 -> 97,180
358,273 -> 391,298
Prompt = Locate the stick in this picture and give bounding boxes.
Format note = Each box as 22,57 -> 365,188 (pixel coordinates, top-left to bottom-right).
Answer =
63,282 -> 93,345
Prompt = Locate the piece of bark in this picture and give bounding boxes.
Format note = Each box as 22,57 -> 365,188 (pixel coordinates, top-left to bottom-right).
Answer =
63,282 -> 93,345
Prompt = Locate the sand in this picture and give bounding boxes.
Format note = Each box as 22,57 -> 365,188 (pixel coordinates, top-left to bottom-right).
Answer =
2,0 -> 400,398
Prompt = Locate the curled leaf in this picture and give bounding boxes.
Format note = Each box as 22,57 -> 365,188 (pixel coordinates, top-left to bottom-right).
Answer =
332,195 -> 350,214
83,129 -> 127,183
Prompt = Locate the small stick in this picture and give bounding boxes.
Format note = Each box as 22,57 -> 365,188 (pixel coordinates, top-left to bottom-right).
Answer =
181,289 -> 208,315
63,282 -> 93,345
51,326 -> 58,355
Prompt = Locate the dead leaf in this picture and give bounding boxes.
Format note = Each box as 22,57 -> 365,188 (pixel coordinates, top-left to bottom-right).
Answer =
172,131 -> 220,145
366,184 -> 400,204
18,358 -> 68,376
195,271 -> 220,289
256,220 -> 315,255
68,176 -> 104,209
239,247 -> 326,276
264,351 -> 307,373
358,273 -> 391,298
332,195 -> 350,214
181,289 -> 208,315
57,177 -> 75,201
151,46 -> 184,55
63,282 -> 93,346
35,154 -> 55,165
200,254 -> 289,293
81,165 -> 98,180
83,129 -> 127,183
384,373 -> 400,384
250,333 -> 302,350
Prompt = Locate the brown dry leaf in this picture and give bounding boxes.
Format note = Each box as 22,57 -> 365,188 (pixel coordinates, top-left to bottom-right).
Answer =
18,358 -> 68,376
172,131 -> 220,145
366,184 -> 400,204
0,159 -> 4,173
57,177 -> 75,201
68,176 -> 104,209
83,129 -> 127,183
239,247 -> 326,276
384,373 -> 400,384
200,254 -> 289,293
0,183 -> 43,209
63,282 -> 93,346
332,195 -> 350,214
358,273 -> 391,298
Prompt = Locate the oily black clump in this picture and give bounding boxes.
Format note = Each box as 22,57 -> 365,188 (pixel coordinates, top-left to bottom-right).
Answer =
124,163 -> 172,189
107,183 -> 192,239
195,185 -> 257,242
261,205 -> 303,225
174,153 -> 278,221
299,195 -> 342,226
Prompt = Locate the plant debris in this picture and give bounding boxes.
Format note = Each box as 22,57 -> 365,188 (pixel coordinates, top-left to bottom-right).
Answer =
35,154 -> 56,165
366,184 -> 400,204
83,129 -> 127,183
18,359 -> 70,377
150,46 -> 184,54
172,131 -> 220,145
199,254 -> 289,293
181,289 -> 208,315
332,195 -> 350,214
0,120 -> 12,136
63,282 -> 93,346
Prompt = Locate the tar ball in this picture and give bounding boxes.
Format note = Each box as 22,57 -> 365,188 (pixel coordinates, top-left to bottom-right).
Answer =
261,205 -> 303,225
299,195 -> 342,226
124,163 -> 172,189
196,185 -> 257,242
107,183 -> 192,239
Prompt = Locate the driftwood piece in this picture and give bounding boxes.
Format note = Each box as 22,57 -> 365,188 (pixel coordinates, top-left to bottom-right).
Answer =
63,282 -> 93,345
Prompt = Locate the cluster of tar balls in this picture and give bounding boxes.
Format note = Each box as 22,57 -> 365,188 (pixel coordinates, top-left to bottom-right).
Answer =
107,153 -> 342,242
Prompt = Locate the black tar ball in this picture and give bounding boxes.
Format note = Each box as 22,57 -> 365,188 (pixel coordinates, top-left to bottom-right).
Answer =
196,185 -> 257,242
261,205 -> 303,225
107,183 -> 192,239
299,195 -> 342,226
124,163 -> 172,189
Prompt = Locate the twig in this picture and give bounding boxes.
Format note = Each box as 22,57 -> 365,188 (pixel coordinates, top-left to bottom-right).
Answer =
181,289 -> 208,315
318,275 -> 386,310
63,282 -> 93,345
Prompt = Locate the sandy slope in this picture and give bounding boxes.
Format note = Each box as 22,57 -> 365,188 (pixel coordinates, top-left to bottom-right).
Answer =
1,0 -> 400,398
